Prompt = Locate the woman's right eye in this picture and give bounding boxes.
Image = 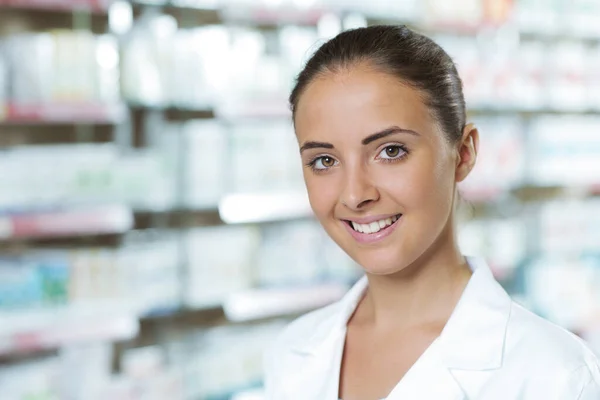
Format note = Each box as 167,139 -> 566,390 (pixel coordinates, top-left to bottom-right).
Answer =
310,156 -> 338,171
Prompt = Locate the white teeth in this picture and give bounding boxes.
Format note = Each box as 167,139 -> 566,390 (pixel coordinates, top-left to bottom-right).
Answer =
350,215 -> 400,234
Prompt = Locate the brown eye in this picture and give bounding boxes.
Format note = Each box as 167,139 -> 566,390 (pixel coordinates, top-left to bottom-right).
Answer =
385,146 -> 400,158
311,156 -> 338,171
322,156 -> 335,167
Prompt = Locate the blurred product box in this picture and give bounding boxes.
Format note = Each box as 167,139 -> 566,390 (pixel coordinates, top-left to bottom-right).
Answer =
166,322 -> 285,399
538,199 -> 600,256
182,120 -> 228,209
185,225 -> 259,308
458,218 -> 528,278
2,32 -> 119,104
528,116 -> 600,185
0,144 -> 176,210
525,256 -> 600,333
0,232 -> 181,315
229,120 -> 302,194
461,117 -> 526,198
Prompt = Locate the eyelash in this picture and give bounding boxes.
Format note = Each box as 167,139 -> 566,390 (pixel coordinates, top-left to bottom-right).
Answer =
305,144 -> 409,173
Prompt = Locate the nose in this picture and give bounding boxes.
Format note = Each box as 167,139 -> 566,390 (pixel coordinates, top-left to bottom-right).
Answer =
340,163 -> 379,211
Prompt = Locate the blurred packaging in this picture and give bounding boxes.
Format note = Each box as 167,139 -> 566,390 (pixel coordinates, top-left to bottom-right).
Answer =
185,225 -> 259,308
229,120 -> 302,194
182,120 -> 228,208
458,218 -> 528,278
0,231 -> 180,315
529,116 -> 600,185
459,117 -> 525,199
538,200 -> 600,256
256,221 -> 360,287
0,50 -> 7,108
2,31 -> 119,104
166,321 -> 285,399
0,356 -> 61,400
525,256 -> 600,331
0,144 -> 176,211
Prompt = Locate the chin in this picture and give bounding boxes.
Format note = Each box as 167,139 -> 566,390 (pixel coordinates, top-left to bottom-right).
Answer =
350,247 -> 413,276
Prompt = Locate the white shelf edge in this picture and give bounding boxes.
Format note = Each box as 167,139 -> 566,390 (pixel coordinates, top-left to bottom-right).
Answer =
223,283 -> 349,322
218,191 -> 312,224
0,204 -> 134,239
0,304 -> 139,356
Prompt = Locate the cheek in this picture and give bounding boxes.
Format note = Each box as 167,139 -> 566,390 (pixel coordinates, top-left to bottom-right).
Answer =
303,172 -> 339,218
378,153 -> 455,209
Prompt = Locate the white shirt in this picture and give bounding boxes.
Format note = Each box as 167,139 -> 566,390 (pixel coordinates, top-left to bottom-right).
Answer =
263,257 -> 600,399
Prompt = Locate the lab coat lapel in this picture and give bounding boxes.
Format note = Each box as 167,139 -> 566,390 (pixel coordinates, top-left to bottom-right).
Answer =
279,258 -> 512,400
438,257 -> 513,398
387,257 -> 513,400
280,340 -> 342,399
385,343 -> 466,400
282,277 -> 368,399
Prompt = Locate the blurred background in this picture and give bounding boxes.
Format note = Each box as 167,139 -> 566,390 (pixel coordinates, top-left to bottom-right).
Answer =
0,0 -> 599,398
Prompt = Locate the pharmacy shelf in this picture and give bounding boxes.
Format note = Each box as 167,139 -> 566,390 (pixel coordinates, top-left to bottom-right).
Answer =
162,102 -> 600,121
0,204 -> 134,240
0,304 -> 139,356
0,102 -> 127,125
215,97 -> 291,120
219,4 -> 326,26
136,2 -> 328,27
0,0 -> 112,12
223,282 -> 349,322
131,2 -> 600,44
467,106 -> 600,117
519,31 -> 600,44
142,282 -> 350,323
461,183 -> 600,205
129,104 -> 215,122
218,191 -> 312,224
231,388 -> 265,400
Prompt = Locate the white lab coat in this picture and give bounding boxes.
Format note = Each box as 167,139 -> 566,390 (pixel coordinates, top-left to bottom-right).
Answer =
264,257 -> 600,399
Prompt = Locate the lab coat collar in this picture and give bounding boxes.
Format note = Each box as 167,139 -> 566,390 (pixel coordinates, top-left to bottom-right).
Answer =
291,256 -> 511,372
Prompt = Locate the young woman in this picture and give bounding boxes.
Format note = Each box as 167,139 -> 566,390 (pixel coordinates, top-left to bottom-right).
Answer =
263,25 -> 600,399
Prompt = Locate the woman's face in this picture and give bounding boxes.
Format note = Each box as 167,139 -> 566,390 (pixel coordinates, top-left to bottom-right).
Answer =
294,65 -> 469,275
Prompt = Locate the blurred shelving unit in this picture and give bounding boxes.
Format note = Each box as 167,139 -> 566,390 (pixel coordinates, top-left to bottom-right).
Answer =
223,282 -> 348,322
0,305 -> 139,357
1,0 -> 600,399
0,102 -> 127,125
0,0 -> 113,13
0,204 -> 133,239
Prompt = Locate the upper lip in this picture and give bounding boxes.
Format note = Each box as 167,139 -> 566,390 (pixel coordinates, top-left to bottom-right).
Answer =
341,214 -> 401,224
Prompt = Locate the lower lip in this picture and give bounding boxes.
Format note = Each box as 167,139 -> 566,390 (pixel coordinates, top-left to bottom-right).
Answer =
342,216 -> 402,244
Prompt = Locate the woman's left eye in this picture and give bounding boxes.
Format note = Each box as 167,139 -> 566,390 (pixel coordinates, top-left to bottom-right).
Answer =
378,145 -> 407,160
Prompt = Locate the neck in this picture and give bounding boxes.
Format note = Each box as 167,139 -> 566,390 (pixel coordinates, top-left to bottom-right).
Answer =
358,222 -> 471,331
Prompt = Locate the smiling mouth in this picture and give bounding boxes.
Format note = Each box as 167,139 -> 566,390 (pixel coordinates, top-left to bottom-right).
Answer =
344,214 -> 402,234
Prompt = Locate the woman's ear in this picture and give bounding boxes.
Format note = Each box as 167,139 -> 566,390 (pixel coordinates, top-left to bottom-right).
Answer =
455,123 -> 479,183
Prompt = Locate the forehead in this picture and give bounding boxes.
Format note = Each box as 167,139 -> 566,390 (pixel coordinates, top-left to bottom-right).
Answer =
294,66 -> 438,143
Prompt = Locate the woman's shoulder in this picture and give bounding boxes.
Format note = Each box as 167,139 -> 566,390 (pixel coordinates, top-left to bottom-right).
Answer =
505,300 -> 600,375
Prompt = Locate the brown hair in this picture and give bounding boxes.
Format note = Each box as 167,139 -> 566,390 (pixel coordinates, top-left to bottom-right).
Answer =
289,25 -> 466,143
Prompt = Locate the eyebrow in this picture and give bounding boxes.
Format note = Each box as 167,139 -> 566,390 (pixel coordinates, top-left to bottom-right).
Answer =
299,126 -> 419,153
362,126 -> 420,145
299,141 -> 334,153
